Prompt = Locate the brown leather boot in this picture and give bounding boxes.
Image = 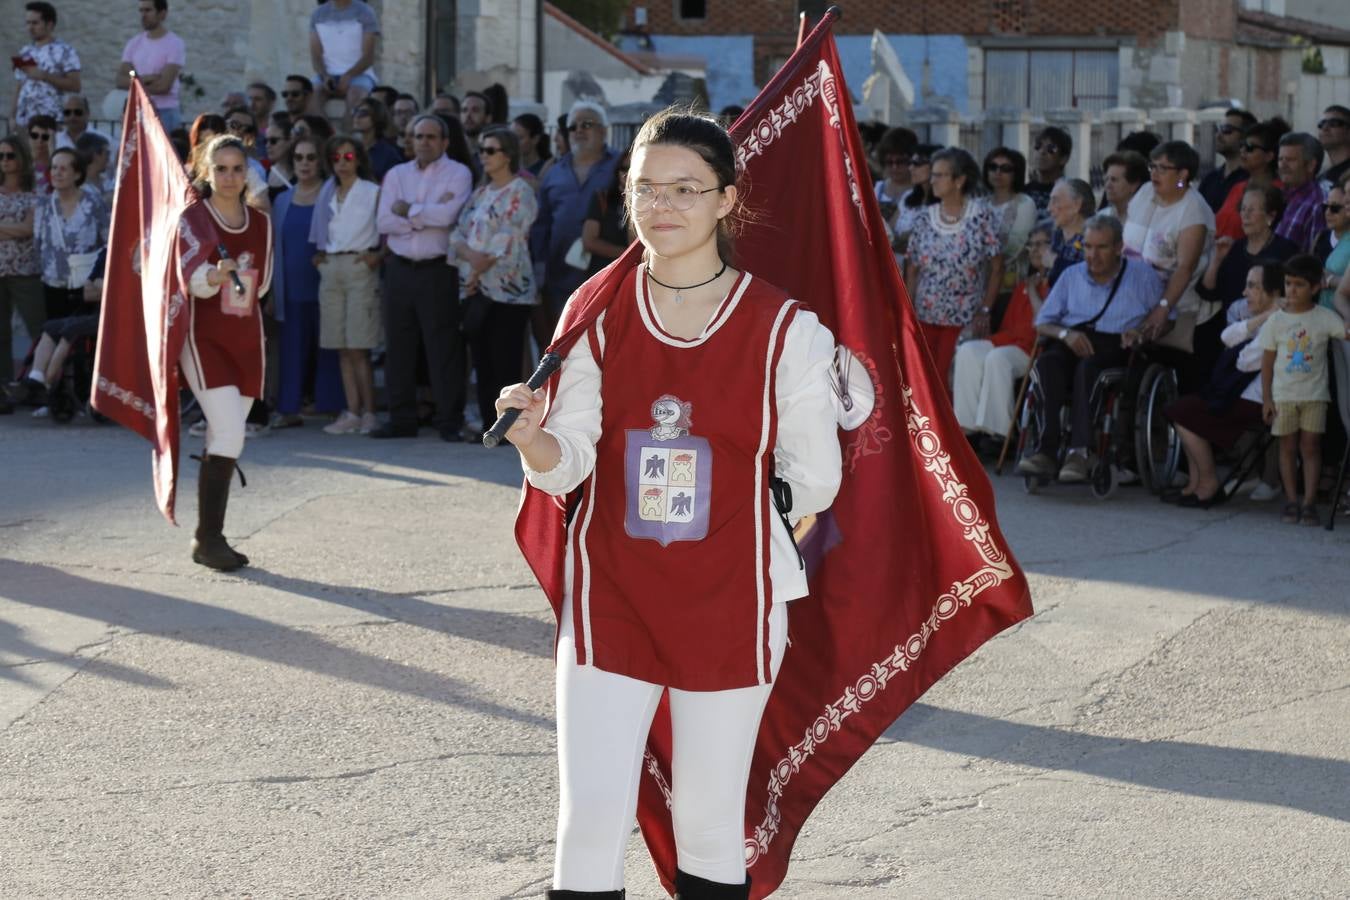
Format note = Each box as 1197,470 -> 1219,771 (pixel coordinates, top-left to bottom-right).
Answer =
191,454 -> 248,570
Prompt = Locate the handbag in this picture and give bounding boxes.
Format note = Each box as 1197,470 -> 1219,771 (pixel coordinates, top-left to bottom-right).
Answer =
460,291 -> 492,340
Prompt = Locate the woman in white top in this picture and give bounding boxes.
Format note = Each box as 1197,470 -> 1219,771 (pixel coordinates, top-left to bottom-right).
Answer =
982,147 -> 1037,291
1123,140 -> 1215,347
311,135 -> 382,435
494,109 -> 841,899
450,126 -> 538,439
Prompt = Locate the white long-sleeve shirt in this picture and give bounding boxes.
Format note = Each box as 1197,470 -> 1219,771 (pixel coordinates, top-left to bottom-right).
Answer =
526,306 -> 843,602
1220,299 -> 1269,404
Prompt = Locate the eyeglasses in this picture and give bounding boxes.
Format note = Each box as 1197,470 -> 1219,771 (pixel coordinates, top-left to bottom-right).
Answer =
986,162 -> 1016,174
629,182 -> 719,212
0,152 -> 15,161
353,108 -> 371,118
479,146 -> 503,156
1323,203 -> 1346,214
1241,142 -> 1268,154
909,157 -> 930,167
1318,118 -> 1349,130
281,90 -> 306,99
293,152 -> 318,162
1216,123 -> 1241,135
1148,162 -> 1180,173
28,131 -> 49,142
567,120 -> 599,133
330,151 -> 357,163
62,108 -> 85,117
883,155 -> 910,166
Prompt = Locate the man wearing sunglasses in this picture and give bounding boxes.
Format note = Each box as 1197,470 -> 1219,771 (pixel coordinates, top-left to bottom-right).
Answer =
529,100 -> 619,328
53,95 -> 109,153
115,0 -> 184,131
281,74 -> 313,117
1024,126 -> 1072,220
1198,108 -> 1256,212
11,1 -> 82,129
1318,105 -> 1350,192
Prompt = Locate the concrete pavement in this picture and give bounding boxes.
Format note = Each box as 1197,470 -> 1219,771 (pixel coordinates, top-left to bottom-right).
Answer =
2,413 -> 1348,898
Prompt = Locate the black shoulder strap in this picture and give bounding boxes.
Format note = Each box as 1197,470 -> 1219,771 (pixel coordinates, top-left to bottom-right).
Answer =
1072,258 -> 1130,330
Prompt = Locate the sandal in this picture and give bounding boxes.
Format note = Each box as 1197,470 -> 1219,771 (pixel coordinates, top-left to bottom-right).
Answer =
1280,502 -> 1300,524
1299,505 -> 1321,527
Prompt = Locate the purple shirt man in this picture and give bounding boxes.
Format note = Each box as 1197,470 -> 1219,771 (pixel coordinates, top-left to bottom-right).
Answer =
1275,133 -> 1328,253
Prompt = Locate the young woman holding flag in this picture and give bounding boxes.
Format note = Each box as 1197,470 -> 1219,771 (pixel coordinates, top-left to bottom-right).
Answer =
496,109 -> 842,899
180,134 -> 273,571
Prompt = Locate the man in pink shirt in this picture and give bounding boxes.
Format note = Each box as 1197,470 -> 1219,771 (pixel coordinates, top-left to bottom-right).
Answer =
115,0 -> 185,131
374,113 -> 473,440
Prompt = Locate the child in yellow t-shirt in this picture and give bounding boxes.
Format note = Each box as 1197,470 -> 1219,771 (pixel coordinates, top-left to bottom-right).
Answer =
1259,254 -> 1350,525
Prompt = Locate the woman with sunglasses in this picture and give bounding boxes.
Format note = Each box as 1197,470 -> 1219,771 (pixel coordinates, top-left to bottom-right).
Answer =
496,107 -> 840,900
25,115 -> 57,193
311,136 -> 381,435
180,134 -> 274,571
450,126 -> 538,440
1214,117 -> 1290,241
264,115 -> 295,198
1315,178 -> 1350,310
891,141 -> 940,264
270,135 -> 344,430
873,127 -> 916,268
351,97 -> 403,182
0,136 -> 45,400
983,147 -> 1036,291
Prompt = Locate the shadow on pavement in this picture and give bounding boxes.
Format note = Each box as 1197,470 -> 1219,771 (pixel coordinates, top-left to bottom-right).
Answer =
0,561 -> 552,731
886,703 -> 1350,823
233,569 -> 555,661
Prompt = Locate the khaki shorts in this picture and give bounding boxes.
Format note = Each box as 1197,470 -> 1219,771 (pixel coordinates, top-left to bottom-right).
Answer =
318,254 -> 382,350
1271,400 -> 1328,436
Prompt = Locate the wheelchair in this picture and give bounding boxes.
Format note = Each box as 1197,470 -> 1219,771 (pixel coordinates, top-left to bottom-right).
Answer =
1013,342 -> 1184,500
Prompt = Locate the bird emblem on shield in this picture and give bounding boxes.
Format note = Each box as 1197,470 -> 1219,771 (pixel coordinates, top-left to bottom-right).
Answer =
624,394 -> 712,546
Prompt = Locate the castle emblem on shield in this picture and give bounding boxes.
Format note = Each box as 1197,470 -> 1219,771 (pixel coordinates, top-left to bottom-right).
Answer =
625,395 -> 712,546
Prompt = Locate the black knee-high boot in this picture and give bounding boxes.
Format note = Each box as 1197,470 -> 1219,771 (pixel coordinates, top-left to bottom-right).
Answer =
545,891 -> 625,899
673,869 -> 751,900
192,454 -> 248,570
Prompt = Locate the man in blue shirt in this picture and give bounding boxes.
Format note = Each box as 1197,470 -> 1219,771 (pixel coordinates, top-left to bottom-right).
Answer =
1019,214 -> 1165,482
530,101 -> 619,329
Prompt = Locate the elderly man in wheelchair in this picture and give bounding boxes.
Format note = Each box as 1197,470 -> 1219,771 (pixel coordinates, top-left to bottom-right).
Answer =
1017,214 -> 1170,486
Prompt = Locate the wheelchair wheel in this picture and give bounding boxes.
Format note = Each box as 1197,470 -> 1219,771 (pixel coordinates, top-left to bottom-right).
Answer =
1133,363 -> 1181,493
1090,462 -> 1119,500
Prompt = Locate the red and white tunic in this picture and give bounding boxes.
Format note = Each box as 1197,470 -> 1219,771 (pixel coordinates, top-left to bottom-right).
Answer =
527,266 -> 841,691
180,202 -> 273,398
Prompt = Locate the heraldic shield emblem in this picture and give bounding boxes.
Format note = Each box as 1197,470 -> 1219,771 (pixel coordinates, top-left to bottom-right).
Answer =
624,394 -> 712,546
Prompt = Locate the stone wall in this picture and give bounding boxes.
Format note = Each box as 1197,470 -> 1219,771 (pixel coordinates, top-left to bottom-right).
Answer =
0,0 -> 431,126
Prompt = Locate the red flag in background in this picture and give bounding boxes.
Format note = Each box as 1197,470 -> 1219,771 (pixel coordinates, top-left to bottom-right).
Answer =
92,79 -> 215,523
516,11 -> 1033,897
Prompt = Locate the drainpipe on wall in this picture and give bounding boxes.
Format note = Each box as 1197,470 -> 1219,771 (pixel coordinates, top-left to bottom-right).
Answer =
535,0 -> 544,103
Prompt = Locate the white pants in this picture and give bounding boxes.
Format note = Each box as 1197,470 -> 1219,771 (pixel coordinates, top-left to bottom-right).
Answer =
180,345 -> 253,459
953,340 -> 1030,438
553,595 -> 787,891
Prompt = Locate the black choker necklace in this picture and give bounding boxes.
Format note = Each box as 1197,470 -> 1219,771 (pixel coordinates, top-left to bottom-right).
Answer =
646,262 -> 728,303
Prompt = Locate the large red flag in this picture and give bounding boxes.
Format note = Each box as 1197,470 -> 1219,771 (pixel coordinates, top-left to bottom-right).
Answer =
91,79 -> 215,524
516,11 -> 1033,897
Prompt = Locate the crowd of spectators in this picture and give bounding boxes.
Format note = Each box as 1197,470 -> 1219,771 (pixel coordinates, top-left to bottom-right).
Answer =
2,0 -> 1349,522
873,104 -> 1350,523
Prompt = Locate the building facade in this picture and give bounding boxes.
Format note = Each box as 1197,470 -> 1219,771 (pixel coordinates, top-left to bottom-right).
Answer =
0,0 -> 540,127
622,0 -> 1345,119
